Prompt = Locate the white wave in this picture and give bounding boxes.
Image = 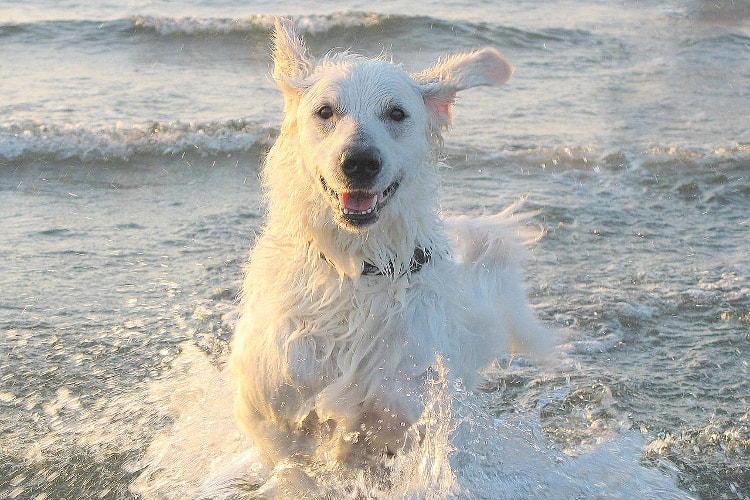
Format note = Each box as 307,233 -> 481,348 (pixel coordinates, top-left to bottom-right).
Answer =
129,12 -> 389,37
0,120 -> 267,161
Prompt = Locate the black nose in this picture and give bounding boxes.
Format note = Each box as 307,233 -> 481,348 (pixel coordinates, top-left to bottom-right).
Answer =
340,147 -> 382,186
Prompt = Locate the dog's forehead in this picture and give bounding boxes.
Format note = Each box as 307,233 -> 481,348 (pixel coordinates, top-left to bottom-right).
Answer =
306,58 -> 421,105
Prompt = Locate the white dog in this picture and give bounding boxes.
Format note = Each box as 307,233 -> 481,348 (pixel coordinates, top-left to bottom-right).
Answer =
231,19 -> 551,473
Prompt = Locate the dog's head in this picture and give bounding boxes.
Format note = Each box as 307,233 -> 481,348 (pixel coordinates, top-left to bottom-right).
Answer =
270,19 -> 513,232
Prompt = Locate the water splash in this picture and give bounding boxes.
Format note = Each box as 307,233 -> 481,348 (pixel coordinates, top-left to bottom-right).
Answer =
129,346 -> 689,499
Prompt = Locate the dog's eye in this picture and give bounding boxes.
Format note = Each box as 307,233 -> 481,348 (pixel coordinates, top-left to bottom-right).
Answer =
317,106 -> 334,120
388,107 -> 407,122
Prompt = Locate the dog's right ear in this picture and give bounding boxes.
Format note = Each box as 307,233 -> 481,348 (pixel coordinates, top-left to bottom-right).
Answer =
271,18 -> 313,97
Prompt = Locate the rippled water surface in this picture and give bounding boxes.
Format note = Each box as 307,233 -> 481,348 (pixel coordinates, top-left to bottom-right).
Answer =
1,0 -> 748,498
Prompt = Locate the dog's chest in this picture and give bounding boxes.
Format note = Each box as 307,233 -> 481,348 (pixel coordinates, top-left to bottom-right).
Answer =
285,274 -> 443,386
293,276 -> 412,346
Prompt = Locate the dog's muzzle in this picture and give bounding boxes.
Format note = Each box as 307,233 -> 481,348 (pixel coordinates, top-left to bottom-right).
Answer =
320,176 -> 400,228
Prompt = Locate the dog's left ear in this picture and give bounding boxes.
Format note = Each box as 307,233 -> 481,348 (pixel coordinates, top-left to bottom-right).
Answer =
414,48 -> 513,129
271,18 -> 313,97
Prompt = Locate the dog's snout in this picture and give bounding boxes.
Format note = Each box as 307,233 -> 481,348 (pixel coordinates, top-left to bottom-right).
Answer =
340,147 -> 382,185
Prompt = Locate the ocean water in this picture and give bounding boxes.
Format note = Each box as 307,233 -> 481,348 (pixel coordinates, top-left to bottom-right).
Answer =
1,0 -> 748,498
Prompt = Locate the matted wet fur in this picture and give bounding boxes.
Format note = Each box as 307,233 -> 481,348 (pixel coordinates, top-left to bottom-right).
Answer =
230,18 -> 552,487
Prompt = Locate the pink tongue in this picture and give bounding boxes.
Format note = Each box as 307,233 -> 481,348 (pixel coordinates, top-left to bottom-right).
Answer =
341,192 -> 377,212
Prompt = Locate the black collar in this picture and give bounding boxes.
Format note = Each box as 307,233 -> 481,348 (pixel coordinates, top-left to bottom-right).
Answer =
361,247 -> 432,277
320,247 -> 432,277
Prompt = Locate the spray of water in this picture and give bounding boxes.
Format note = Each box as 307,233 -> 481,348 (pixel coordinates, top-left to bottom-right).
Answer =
129,345 -> 689,499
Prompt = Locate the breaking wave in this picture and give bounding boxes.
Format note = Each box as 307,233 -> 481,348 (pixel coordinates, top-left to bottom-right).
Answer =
0,120 -> 272,162
2,11 -> 600,51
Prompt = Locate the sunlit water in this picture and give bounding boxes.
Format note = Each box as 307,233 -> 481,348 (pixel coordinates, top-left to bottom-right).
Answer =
2,1 -> 749,498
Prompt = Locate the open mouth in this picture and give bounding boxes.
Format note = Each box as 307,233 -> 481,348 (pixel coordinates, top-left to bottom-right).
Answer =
320,176 -> 400,227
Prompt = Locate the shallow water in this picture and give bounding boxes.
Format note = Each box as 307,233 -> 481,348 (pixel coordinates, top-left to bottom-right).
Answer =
2,0 -> 749,498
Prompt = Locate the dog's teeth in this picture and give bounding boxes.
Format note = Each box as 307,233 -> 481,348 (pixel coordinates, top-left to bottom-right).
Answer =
342,206 -> 376,215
